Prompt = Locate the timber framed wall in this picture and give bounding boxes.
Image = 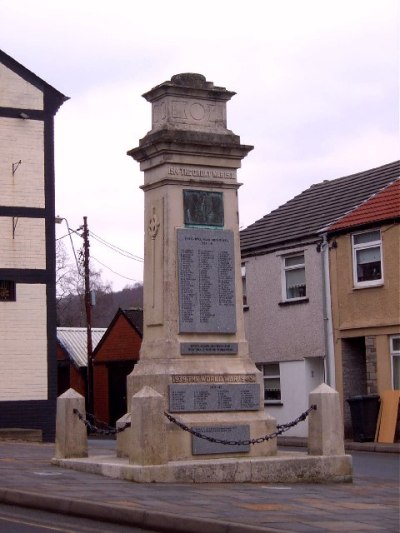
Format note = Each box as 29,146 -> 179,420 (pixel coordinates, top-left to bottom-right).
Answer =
0,50 -> 67,441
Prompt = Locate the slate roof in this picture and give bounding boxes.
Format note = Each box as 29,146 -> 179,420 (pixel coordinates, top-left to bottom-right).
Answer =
121,308 -> 143,337
240,161 -> 400,256
328,178 -> 400,232
57,327 -> 107,368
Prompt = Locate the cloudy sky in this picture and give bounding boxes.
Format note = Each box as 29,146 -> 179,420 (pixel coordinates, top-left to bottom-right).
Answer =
2,0 -> 398,291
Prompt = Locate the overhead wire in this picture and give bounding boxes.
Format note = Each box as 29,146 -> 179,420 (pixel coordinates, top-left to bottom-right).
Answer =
56,224 -> 143,284
91,256 -> 141,283
90,231 -> 144,262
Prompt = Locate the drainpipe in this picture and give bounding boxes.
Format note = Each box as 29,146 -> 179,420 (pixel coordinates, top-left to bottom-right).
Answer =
321,233 -> 336,388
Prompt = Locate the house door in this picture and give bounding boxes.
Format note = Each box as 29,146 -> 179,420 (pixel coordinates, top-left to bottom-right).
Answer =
341,337 -> 367,436
108,361 -> 136,426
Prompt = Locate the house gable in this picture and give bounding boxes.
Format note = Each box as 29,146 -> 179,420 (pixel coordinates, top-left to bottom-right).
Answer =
93,309 -> 142,363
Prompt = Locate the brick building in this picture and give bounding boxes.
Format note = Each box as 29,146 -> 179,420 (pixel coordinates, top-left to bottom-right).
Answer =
93,308 -> 142,425
0,50 -> 68,440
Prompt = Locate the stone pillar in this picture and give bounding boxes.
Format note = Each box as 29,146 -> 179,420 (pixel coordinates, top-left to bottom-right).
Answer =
116,412 -> 131,458
55,388 -> 88,459
129,386 -> 167,465
308,383 -> 345,456
126,73 -> 276,463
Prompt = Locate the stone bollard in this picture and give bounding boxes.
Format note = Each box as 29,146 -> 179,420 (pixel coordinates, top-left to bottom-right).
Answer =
55,388 -> 88,459
129,386 -> 168,465
308,383 -> 345,456
116,412 -> 131,458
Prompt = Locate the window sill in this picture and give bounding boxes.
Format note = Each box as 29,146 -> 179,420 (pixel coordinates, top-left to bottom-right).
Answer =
279,297 -> 309,306
243,304 -> 249,312
264,401 -> 283,406
353,282 -> 384,290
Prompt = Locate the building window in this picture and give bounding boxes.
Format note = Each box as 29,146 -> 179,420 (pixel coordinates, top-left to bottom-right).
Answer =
352,230 -> 383,288
257,363 -> 281,403
282,253 -> 306,300
0,280 -> 16,301
391,336 -> 400,390
241,263 -> 248,307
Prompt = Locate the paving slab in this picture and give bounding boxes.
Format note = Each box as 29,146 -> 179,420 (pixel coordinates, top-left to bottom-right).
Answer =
0,439 -> 398,533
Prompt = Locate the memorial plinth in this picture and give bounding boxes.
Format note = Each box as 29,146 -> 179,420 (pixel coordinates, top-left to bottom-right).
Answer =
52,76 -> 352,485
126,73 -> 277,462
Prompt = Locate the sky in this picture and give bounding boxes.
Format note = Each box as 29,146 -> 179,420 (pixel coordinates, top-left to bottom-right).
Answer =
2,0 -> 398,291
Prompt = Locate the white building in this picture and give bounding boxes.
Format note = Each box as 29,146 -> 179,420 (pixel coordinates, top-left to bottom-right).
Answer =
0,49 -> 68,441
240,162 -> 399,436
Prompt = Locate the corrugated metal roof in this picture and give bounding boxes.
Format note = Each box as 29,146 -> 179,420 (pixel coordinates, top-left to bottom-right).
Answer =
328,178 -> 400,232
57,327 -> 107,367
240,161 -> 400,255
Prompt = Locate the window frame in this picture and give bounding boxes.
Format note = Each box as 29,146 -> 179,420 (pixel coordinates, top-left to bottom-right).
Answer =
281,252 -> 307,302
352,229 -> 383,288
241,262 -> 248,309
256,362 -> 282,405
0,280 -> 16,302
390,335 -> 400,390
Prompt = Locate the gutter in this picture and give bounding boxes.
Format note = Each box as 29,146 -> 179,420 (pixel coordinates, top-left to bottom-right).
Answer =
320,233 -> 336,388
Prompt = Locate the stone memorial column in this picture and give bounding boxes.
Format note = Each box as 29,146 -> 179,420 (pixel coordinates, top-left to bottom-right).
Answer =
127,74 -> 276,462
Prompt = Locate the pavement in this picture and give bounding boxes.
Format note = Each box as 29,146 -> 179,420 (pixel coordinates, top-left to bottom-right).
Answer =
0,437 -> 398,533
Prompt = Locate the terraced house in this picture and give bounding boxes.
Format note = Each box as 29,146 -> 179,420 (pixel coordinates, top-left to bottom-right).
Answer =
327,177 -> 400,435
0,50 -> 67,440
240,161 -> 399,437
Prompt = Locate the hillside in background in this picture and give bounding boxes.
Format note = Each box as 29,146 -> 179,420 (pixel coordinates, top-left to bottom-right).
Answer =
57,283 -> 143,327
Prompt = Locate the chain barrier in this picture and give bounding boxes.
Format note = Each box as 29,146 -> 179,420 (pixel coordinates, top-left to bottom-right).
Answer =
164,404 -> 317,446
73,404 -> 316,443
73,409 -> 131,436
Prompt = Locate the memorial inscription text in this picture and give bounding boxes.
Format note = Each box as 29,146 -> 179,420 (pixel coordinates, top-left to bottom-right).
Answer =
169,383 -> 260,413
177,229 -> 236,333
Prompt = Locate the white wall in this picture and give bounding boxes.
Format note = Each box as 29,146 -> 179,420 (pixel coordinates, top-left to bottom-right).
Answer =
0,284 -> 48,401
244,244 -> 325,363
265,358 -> 325,437
0,117 -> 45,208
0,63 -> 43,109
0,217 -> 46,269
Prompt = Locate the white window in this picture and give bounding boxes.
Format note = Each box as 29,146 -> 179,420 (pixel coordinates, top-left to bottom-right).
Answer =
352,230 -> 383,288
391,336 -> 400,390
282,253 -> 306,300
241,263 -> 248,307
257,363 -> 281,403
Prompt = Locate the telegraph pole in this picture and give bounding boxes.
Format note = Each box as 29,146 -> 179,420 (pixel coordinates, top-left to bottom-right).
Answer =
82,216 -> 93,415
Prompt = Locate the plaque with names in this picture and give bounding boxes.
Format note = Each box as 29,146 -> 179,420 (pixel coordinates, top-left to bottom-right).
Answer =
180,343 -> 238,355
169,383 -> 260,413
192,425 -> 250,455
177,228 -> 236,333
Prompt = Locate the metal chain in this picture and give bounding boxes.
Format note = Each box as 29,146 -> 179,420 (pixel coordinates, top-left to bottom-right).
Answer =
164,404 -> 317,446
73,404 -> 316,443
73,409 -> 131,435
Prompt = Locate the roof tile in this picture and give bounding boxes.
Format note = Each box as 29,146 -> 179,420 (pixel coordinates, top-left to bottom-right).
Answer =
240,161 -> 400,255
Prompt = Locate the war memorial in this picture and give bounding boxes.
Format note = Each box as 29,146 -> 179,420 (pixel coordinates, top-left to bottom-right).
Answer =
53,74 -> 352,483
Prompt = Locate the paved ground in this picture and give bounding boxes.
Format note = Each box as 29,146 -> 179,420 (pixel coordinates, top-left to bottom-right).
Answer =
0,438 -> 398,533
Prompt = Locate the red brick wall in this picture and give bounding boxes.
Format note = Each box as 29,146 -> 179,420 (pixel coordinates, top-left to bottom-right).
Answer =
70,365 -> 86,397
57,343 -> 85,397
94,315 -> 141,362
93,364 -> 109,422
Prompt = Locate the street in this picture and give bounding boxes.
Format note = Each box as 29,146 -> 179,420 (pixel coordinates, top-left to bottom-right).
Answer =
0,440 -> 398,533
0,503 -> 158,533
